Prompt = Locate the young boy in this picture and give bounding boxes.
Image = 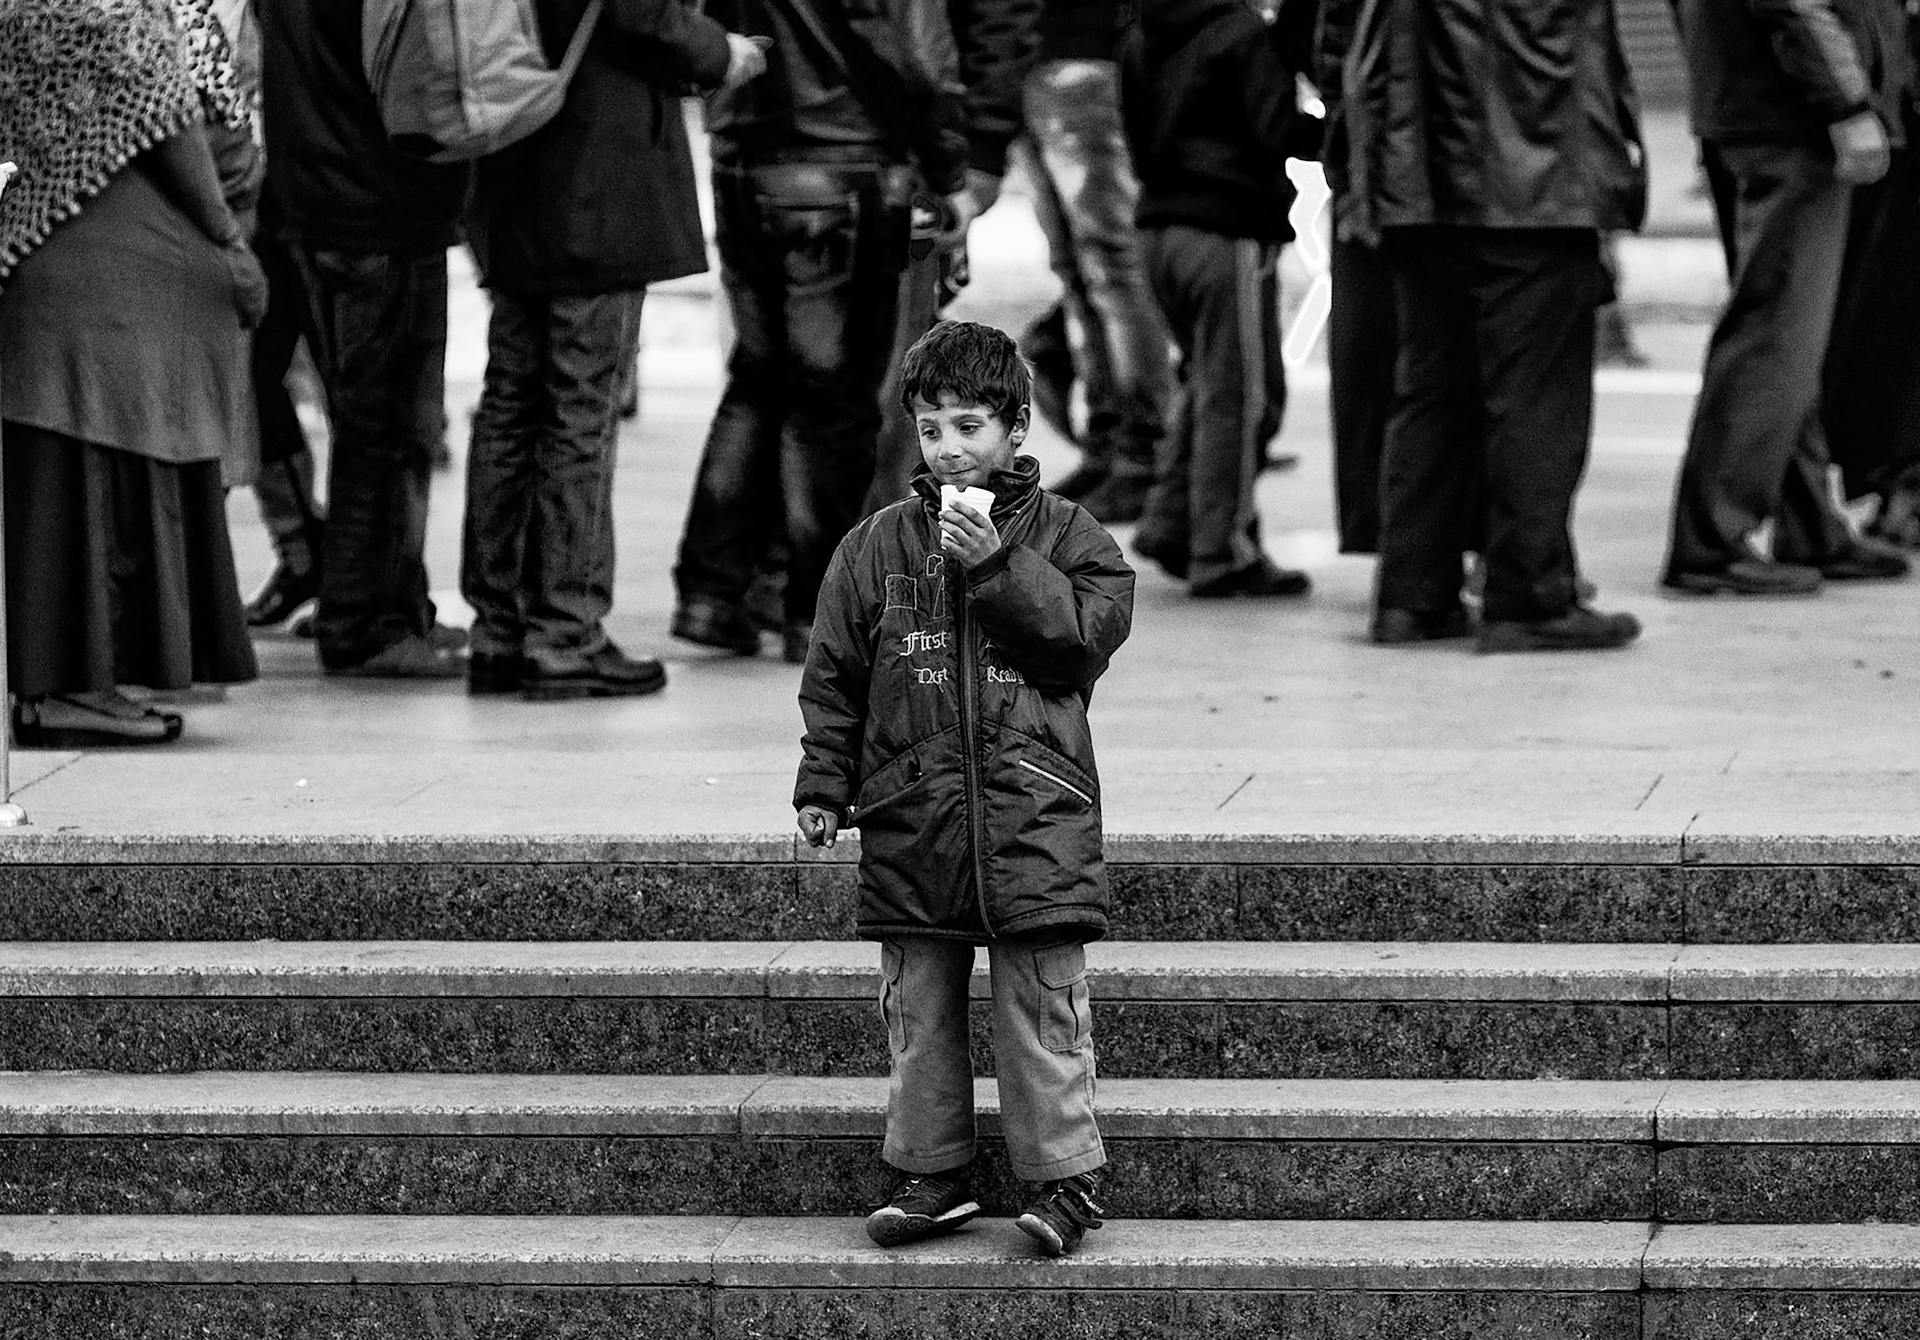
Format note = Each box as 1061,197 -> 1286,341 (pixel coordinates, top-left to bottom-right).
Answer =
795,320 -> 1136,1256
1118,0 -> 1321,597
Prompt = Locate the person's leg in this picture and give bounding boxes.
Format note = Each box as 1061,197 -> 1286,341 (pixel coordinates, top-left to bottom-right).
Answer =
1132,225 -> 1193,574
673,167 -> 787,653
294,245 -> 451,672
867,238 -> 943,515
1665,142 -> 1850,582
772,163 -> 907,641
1329,235 -> 1397,555
460,290 -> 545,675
1374,229 -> 1477,625
521,290 -> 640,666
1022,60 -> 1170,518
1467,229 -> 1600,622
247,231 -> 327,626
879,938 -> 979,1173
987,939 -> 1104,1183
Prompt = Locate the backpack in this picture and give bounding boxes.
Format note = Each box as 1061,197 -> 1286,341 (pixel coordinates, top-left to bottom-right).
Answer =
361,0 -> 606,163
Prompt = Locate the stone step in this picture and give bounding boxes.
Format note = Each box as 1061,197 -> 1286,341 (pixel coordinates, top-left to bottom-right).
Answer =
4,835 -> 1918,942
9,940 -> 1920,1079
3,1215 -> 1919,1339
7,1073 -> 1920,1222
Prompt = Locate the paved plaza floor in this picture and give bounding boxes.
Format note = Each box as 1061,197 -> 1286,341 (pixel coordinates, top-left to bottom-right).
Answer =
3,171 -> 1915,854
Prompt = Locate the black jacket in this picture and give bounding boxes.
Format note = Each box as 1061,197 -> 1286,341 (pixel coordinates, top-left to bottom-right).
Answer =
796,456 -> 1135,944
1341,0 -> 1647,242
468,0 -> 733,295
1119,0 -> 1319,243
261,0 -> 471,254
1676,0 -> 1911,148
703,0 -> 971,194
1038,0 -> 1129,59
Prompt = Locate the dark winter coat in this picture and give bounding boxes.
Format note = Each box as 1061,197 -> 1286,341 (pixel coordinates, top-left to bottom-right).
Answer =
468,0 -> 733,295
1675,0 -> 1911,149
1119,0 -> 1320,244
796,456 -> 1135,944
261,0 -> 471,255
703,0 -> 971,195
1341,0 -> 1647,244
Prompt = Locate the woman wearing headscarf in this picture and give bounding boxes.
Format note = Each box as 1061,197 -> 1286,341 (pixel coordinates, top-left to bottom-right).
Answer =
0,0 -> 264,746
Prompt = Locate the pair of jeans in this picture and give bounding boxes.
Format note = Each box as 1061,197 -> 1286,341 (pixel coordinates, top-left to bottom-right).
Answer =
292,246 -> 446,667
1669,141 -> 1856,574
879,937 -> 1106,1183
1137,225 -> 1282,588
675,160 -> 909,626
1378,227 -> 1603,623
1018,59 -> 1170,476
251,231 -> 327,576
461,289 -> 641,665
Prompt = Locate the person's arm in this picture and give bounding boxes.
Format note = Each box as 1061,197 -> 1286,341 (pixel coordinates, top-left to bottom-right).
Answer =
796,539 -> 876,828
141,121 -> 248,245
1746,0 -> 1875,121
607,0 -> 741,90
967,511 -> 1135,696
946,0 -> 1041,181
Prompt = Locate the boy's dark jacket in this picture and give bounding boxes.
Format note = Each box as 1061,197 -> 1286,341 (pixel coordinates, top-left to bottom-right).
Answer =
796,456 -> 1135,944
1118,0 -> 1321,243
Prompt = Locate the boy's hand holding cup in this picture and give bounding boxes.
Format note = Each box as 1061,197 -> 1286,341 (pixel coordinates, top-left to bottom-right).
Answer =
939,484 -> 1000,569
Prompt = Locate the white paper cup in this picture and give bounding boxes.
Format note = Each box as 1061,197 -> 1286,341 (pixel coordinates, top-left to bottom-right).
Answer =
940,484 -> 996,518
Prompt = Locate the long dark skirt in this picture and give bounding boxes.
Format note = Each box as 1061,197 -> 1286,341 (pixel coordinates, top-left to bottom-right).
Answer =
3,423 -> 257,699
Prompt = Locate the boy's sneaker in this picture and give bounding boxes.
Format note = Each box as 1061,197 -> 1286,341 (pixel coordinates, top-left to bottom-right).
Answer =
865,1168 -> 981,1247
1015,1172 -> 1105,1257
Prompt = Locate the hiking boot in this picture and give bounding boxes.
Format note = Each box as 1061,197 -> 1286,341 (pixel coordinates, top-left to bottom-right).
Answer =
865,1168 -> 981,1248
1015,1172 -> 1105,1257
1476,604 -> 1641,654
521,644 -> 667,700
671,595 -> 759,655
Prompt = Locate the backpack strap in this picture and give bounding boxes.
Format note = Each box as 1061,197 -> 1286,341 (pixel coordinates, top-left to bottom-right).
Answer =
555,0 -> 607,84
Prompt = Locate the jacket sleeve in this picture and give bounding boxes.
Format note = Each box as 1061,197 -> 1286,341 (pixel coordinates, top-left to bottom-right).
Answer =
607,0 -> 734,91
1746,0 -> 1874,121
795,536 -> 875,819
1241,12 -> 1304,167
966,511 -> 1135,696
947,0 -> 1042,176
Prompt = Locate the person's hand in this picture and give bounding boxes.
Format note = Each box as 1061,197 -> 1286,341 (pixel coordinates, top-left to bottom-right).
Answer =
1830,110 -> 1891,185
720,33 -> 769,91
940,498 -> 1001,568
965,169 -> 1002,218
798,804 -> 840,848
223,240 -> 268,329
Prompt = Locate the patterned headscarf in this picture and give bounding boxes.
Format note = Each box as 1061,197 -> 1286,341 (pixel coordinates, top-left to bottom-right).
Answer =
0,0 -> 249,284
172,0 -> 255,134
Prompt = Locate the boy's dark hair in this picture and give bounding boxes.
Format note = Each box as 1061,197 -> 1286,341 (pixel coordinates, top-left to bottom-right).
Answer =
898,320 -> 1032,429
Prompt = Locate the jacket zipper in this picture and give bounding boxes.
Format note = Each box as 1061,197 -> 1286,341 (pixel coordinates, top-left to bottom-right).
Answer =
953,560 -> 995,937
1016,758 -> 1092,806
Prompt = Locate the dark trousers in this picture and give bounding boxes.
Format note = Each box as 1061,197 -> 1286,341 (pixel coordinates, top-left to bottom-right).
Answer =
252,230 -> 325,575
868,241 -> 946,514
675,161 -> 908,626
1137,224 -> 1281,587
462,288 -> 642,664
293,246 -> 446,667
1668,141 -> 1854,574
1328,235 -> 1397,555
1378,227 -> 1602,622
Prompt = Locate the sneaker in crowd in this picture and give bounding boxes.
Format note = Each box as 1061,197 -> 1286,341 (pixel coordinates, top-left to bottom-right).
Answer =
323,633 -> 466,678
1015,1171 -> 1105,1257
865,1167 -> 981,1248
1370,606 -> 1472,645
1662,557 -> 1821,597
1476,604 -> 1641,654
671,594 -> 759,655
520,643 -> 667,700
1191,556 -> 1311,599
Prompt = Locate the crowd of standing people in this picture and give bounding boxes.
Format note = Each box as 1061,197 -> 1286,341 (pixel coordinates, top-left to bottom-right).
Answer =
0,0 -> 1916,746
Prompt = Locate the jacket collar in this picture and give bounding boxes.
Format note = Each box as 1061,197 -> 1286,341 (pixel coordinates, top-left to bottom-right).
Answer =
910,453 -> 1043,519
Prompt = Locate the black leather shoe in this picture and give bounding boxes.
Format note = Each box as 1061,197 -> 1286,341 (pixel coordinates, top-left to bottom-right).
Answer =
1191,557 -> 1312,599
1663,558 -> 1821,596
245,563 -> 320,627
467,651 -> 524,695
1131,531 -> 1189,579
1371,607 -> 1472,645
671,595 -> 759,655
1477,604 -> 1641,653
522,644 -> 667,700
1810,537 -> 1911,581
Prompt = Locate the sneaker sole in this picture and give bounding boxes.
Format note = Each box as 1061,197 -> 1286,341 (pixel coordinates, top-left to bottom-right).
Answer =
864,1200 -> 981,1247
1014,1212 -> 1071,1256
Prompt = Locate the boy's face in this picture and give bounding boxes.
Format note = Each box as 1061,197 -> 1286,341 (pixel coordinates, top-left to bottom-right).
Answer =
913,394 -> 1029,489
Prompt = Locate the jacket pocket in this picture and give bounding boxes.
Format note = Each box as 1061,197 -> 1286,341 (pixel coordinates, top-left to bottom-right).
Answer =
1016,757 -> 1093,807
1033,942 -> 1092,1053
